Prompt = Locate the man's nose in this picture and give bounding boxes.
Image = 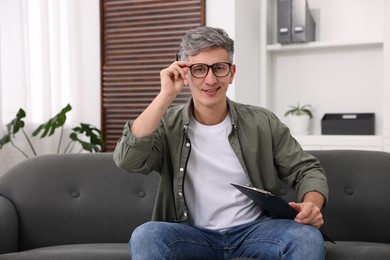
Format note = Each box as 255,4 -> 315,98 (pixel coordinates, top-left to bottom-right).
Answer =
204,68 -> 217,84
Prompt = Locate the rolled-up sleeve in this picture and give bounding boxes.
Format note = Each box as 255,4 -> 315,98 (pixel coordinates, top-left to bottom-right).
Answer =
113,121 -> 161,175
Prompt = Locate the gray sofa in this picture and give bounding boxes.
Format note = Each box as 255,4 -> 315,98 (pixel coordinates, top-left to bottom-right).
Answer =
0,150 -> 390,259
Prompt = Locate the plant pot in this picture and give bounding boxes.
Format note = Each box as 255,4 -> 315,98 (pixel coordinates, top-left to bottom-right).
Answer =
289,114 -> 311,135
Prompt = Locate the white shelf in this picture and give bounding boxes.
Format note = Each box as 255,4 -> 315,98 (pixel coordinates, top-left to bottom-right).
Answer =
258,0 -> 390,152
293,135 -> 384,151
266,40 -> 383,53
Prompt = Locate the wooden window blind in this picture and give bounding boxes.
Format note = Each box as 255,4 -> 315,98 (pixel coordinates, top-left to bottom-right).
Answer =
100,0 -> 205,151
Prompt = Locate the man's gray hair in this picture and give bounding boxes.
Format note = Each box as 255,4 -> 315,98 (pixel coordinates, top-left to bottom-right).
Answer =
178,26 -> 234,62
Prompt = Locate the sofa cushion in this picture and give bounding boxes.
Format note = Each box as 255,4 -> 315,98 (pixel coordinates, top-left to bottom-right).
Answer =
0,243 -> 130,260
325,241 -> 390,260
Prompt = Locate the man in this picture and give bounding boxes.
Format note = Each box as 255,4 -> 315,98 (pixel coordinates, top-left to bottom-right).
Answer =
114,26 -> 328,259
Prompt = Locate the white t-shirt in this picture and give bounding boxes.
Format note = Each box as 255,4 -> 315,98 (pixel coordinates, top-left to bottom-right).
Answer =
184,113 -> 262,230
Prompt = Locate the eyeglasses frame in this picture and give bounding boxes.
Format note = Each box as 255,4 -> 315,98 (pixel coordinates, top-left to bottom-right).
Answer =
189,62 -> 232,78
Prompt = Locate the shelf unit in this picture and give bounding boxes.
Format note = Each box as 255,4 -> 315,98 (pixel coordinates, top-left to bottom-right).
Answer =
259,0 -> 390,151
266,40 -> 383,53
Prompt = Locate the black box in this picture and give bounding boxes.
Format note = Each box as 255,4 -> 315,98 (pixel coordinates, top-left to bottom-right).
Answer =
321,113 -> 375,135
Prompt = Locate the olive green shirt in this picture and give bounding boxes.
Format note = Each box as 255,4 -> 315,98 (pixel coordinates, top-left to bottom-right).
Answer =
113,98 -> 328,222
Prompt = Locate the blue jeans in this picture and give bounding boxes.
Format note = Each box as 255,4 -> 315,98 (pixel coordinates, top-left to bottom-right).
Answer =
129,217 -> 326,260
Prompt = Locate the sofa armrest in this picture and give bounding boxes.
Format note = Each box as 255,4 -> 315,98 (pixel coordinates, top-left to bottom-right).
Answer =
0,196 -> 18,254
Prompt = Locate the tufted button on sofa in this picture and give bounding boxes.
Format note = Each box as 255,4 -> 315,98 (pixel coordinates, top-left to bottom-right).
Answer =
1,150 -> 390,259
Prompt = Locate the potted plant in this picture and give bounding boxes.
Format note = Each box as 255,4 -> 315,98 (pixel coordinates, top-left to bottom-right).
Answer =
284,103 -> 313,135
0,104 -> 105,158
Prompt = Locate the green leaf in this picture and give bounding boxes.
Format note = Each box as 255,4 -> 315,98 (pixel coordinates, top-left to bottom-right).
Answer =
0,108 -> 27,149
69,123 -> 105,152
69,132 -> 78,141
8,108 -> 26,134
32,104 -> 72,138
284,103 -> 313,118
0,134 -> 11,148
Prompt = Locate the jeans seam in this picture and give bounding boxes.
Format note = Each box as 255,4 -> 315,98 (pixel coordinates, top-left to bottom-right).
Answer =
243,238 -> 285,246
164,239 -> 222,259
167,239 -> 210,247
240,238 -> 287,256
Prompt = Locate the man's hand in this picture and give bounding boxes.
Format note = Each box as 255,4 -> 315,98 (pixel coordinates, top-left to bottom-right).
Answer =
288,191 -> 325,228
160,61 -> 191,98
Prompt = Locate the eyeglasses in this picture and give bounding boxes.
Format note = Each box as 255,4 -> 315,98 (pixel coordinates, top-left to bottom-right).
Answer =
189,62 -> 232,78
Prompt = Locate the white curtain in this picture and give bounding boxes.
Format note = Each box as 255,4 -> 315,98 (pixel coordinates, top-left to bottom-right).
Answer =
0,0 -> 90,174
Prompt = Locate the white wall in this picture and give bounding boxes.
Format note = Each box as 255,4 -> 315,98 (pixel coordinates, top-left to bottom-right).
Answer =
234,0 -> 261,106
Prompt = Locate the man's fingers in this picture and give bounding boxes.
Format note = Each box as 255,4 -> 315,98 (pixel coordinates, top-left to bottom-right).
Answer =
290,201 -> 324,228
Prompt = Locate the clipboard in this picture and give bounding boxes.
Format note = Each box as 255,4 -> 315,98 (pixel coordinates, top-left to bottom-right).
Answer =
231,183 -> 335,244
231,183 -> 298,219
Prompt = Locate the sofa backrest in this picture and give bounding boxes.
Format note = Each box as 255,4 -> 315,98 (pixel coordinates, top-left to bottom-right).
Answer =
2,150 -> 389,250
0,153 -> 159,251
281,150 -> 390,243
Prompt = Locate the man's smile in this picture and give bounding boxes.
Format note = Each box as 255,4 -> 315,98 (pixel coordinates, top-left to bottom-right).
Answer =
202,87 -> 221,93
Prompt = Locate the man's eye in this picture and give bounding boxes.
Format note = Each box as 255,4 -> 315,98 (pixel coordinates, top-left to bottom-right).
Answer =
194,66 -> 206,73
214,66 -> 224,71
214,65 -> 226,72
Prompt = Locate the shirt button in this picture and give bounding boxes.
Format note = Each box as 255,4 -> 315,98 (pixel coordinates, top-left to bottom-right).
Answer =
178,192 -> 183,196
186,142 -> 190,147
179,167 -> 184,172
184,212 -> 187,217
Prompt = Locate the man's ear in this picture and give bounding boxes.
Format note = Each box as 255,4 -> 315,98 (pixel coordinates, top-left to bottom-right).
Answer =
229,64 -> 236,84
